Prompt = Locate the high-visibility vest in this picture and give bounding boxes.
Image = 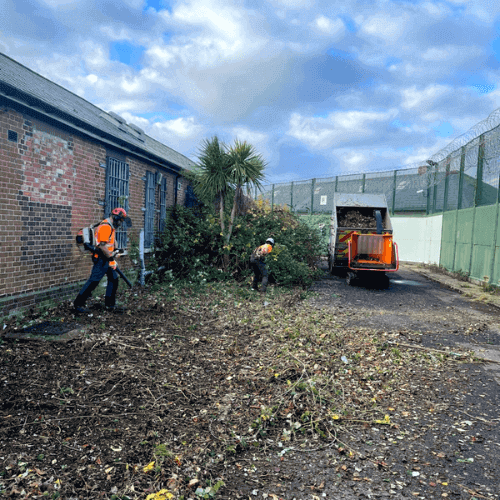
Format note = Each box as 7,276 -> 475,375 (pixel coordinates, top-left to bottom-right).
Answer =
251,243 -> 272,261
93,218 -> 116,265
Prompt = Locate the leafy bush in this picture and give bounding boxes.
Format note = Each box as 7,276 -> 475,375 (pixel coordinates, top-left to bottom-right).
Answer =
152,202 -> 324,288
298,213 -> 331,254
152,205 -> 229,283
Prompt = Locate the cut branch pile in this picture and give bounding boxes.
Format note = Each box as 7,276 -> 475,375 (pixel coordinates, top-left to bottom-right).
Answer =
0,283 -> 479,499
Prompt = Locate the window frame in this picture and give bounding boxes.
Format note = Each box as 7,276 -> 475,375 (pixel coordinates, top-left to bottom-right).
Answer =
105,157 -> 130,249
144,171 -> 156,249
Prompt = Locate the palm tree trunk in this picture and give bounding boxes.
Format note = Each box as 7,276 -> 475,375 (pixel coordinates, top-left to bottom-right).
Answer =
226,185 -> 241,243
218,192 -> 225,235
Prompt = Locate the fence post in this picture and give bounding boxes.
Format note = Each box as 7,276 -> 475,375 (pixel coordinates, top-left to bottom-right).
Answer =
311,178 -> 316,215
432,163 -> 438,213
426,168 -> 431,215
475,134 -> 485,207
290,181 -> 294,212
392,170 -> 397,215
466,140 -> 484,277
443,156 -> 451,212
457,146 -> 465,210
490,196 -> 500,285
451,148 -> 466,272
361,174 -> 366,193
271,184 -> 275,212
334,176 -> 338,192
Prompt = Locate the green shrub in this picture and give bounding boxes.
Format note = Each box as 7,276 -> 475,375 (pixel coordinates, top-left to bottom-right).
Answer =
152,203 -> 323,288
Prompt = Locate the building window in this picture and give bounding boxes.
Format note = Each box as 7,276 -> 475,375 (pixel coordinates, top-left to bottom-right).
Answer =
105,157 -> 130,249
8,130 -> 18,142
144,171 -> 156,248
159,176 -> 168,233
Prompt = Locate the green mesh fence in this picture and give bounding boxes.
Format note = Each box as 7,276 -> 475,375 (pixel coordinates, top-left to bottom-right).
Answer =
257,109 -> 500,215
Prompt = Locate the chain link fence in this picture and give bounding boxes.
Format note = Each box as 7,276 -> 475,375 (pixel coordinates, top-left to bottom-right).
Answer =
257,108 -> 500,215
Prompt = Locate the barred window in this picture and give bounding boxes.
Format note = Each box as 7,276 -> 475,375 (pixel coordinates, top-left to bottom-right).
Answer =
105,157 -> 130,249
144,171 -> 156,248
159,176 -> 168,233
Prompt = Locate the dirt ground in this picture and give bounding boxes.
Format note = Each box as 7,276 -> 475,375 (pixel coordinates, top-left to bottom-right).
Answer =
1,263 -> 499,500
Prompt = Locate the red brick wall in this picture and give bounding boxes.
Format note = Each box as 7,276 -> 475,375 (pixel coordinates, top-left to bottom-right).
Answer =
0,105 -> 191,318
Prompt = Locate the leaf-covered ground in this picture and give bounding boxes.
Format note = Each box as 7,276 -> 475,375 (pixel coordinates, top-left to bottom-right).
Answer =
1,270 -> 499,500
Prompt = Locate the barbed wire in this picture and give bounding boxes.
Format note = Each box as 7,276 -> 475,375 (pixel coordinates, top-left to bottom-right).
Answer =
258,107 -> 500,212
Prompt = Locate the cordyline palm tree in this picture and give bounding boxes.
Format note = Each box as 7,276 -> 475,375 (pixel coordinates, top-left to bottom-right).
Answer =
225,139 -> 266,243
192,136 -> 266,244
191,136 -> 232,235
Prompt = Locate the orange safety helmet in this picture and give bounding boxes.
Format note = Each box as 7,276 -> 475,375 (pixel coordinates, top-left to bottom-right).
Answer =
111,207 -> 127,218
111,207 -> 132,228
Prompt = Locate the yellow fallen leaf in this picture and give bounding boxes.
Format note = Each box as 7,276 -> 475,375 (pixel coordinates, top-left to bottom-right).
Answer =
143,461 -> 155,473
145,489 -> 174,500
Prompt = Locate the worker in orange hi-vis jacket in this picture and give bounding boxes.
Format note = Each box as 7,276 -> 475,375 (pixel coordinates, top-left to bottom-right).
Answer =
249,237 -> 275,293
73,208 -> 131,314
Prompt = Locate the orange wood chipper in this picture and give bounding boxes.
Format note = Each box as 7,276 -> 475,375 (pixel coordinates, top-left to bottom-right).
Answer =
328,193 -> 399,285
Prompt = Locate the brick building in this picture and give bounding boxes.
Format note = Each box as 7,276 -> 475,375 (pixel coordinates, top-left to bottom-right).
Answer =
0,52 -> 196,318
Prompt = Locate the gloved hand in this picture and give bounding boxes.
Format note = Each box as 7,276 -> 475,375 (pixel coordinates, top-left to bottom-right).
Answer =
111,249 -> 122,258
110,261 -> 117,270
83,243 -> 96,253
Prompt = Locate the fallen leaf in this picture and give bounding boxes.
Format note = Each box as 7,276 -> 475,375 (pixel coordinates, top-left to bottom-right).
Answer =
143,461 -> 155,473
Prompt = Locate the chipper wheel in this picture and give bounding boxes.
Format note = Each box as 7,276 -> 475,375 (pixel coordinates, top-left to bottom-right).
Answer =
346,271 -> 357,286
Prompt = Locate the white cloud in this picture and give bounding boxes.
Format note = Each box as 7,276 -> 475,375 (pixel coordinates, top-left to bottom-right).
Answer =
119,112 -> 151,130
38,0 -> 79,7
269,0 -> 313,8
86,74 -> 99,84
342,151 -> 371,170
401,84 -> 451,111
421,1 -> 452,18
231,126 -> 268,147
152,116 -> 204,139
422,45 -> 482,62
421,47 -> 452,62
359,13 -> 407,42
230,126 -> 270,163
288,109 -> 399,150
403,139 -> 453,166
80,40 -> 109,72
146,117 -> 206,158
312,15 -> 345,38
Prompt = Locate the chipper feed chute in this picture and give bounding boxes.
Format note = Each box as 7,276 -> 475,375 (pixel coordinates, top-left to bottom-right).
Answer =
347,233 -> 399,272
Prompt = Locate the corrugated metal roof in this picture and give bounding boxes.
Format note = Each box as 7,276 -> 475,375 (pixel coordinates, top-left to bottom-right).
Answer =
0,52 -> 196,171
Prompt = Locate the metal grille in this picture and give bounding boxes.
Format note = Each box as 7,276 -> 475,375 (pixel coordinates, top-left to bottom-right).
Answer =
105,157 -> 129,249
144,171 -> 156,248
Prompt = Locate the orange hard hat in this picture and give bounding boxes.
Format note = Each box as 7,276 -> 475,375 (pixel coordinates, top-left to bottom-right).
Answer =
111,207 -> 127,218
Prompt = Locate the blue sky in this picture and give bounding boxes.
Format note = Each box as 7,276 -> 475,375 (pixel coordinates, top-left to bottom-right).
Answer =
2,0 -> 500,184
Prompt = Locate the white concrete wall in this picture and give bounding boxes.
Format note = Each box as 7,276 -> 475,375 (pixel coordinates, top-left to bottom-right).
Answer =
392,215 -> 443,264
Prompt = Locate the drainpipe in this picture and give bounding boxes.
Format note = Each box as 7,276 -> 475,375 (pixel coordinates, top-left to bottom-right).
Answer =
139,228 -> 165,286
175,174 -> 180,205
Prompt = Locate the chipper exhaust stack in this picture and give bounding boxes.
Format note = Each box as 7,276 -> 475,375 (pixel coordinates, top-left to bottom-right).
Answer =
328,194 -> 399,286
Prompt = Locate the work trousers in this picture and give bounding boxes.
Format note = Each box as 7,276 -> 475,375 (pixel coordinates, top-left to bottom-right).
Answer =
74,255 -> 119,308
250,258 -> 268,291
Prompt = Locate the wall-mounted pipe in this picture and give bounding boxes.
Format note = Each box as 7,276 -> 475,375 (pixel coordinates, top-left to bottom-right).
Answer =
139,228 -> 165,286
